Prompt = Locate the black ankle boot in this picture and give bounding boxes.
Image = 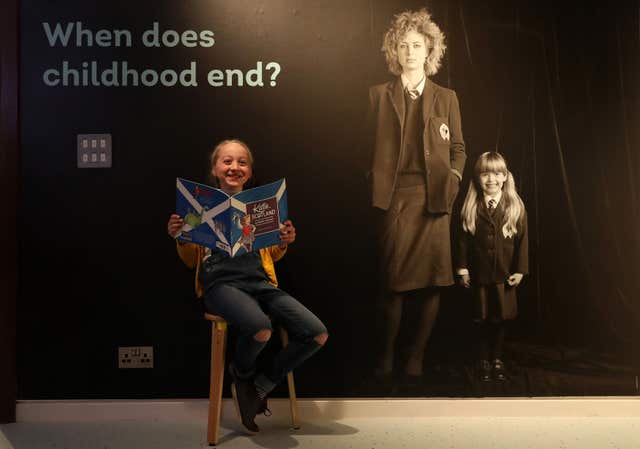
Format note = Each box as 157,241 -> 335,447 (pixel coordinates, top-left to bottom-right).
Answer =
229,362 -> 262,433
231,380 -> 262,434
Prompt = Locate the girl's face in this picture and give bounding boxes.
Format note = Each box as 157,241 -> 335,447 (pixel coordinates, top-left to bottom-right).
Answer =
397,30 -> 428,74
478,170 -> 507,196
211,142 -> 252,194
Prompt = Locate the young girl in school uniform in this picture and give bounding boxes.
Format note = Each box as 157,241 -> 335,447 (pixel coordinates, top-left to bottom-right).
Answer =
167,139 -> 328,433
457,152 -> 528,381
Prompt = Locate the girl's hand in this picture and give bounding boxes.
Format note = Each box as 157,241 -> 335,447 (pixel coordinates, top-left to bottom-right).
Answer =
167,214 -> 184,238
459,274 -> 471,288
279,220 -> 296,246
507,273 -> 523,286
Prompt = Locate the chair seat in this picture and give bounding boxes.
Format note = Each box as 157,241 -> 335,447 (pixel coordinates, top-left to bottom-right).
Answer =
204,313 -> 225,322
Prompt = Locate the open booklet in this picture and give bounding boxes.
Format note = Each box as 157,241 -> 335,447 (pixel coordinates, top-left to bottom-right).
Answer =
175,177 -> 288,257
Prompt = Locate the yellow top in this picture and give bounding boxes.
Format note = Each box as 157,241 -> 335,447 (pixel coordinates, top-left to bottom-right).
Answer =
176,242 -> 287,297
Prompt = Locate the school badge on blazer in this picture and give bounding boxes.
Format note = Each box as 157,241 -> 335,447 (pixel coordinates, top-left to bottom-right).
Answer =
439,123 -> 450,141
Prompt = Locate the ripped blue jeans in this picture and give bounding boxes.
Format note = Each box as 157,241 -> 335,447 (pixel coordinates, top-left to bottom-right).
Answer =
203,278 -> 327,393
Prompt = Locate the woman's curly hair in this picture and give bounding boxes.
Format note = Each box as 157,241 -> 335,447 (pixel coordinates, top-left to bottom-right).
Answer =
381,8 -> 446,76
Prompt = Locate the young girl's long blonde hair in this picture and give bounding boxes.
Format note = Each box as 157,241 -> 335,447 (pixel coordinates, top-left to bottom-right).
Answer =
461,152 -> 525,238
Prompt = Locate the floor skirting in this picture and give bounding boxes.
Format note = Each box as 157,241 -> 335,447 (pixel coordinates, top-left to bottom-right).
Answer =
16,397 -> 640,422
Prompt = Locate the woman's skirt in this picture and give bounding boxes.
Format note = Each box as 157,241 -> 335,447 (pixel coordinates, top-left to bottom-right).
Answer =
379,184 -> 454,292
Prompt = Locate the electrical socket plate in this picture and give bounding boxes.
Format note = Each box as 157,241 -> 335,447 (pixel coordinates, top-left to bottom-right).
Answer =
77,133 -> 112,168
118,346 -> 153,369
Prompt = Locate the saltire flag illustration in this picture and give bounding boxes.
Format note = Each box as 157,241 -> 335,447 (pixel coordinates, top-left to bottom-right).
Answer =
175,178 -> 288,256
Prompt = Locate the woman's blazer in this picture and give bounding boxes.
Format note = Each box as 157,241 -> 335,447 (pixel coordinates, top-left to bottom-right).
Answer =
367,77 -> 466,214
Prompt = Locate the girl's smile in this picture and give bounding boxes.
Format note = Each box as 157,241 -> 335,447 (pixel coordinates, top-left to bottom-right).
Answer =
211,142 -> 252,194
479,171 -> 506,196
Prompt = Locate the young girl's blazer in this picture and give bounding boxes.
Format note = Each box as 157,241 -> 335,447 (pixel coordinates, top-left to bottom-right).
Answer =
457,201 -> 529,285
366,77 -> 466,214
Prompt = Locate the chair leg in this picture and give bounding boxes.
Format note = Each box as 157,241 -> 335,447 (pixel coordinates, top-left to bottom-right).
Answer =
207,321 -> 227,446
285,371 -> 300,430
279,327 -> 300,430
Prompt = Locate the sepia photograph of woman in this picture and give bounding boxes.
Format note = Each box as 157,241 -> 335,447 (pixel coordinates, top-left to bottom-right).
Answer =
366,7 -> 466,390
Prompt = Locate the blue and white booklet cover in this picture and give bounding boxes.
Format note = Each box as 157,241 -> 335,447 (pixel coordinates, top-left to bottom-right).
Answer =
175,178 -> 288,257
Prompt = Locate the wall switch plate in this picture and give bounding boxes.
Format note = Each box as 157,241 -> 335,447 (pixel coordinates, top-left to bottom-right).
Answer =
118,346 -> 153,369
78,133 -> 112,168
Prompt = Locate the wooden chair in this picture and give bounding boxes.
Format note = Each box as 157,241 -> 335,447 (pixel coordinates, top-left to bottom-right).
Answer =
204,312 -> 300,445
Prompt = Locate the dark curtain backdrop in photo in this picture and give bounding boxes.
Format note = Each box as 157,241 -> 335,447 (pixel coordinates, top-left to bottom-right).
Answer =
18,0 -> 639,399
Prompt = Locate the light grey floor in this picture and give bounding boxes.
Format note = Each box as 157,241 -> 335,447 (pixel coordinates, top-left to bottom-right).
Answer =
2,415 -> 640,449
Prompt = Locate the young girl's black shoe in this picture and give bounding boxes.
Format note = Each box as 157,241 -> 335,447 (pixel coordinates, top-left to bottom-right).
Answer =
477,359 -> 492,382
493,359 -> 507,381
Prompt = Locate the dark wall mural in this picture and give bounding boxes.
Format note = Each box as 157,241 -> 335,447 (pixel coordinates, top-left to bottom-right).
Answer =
18,0 -> 639,399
